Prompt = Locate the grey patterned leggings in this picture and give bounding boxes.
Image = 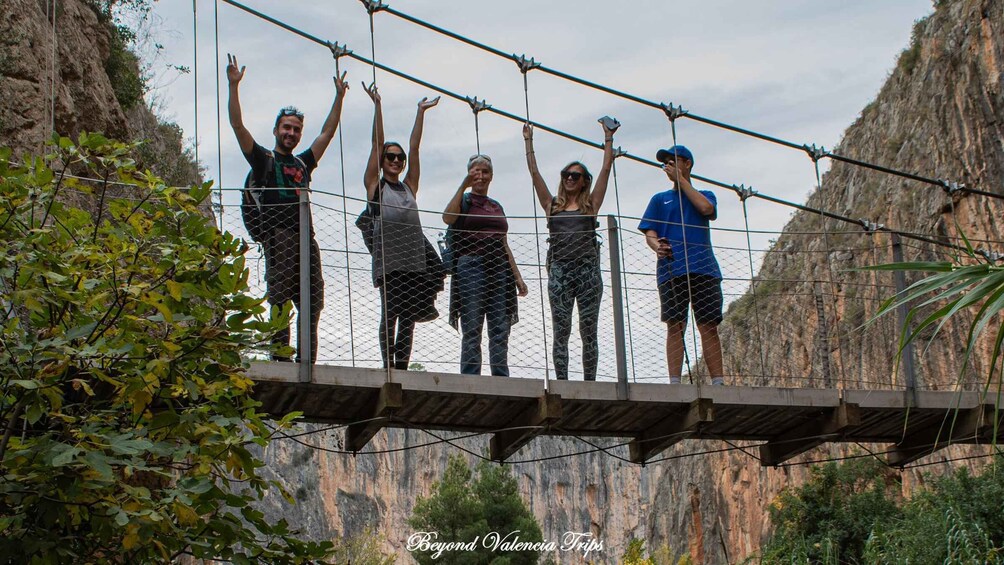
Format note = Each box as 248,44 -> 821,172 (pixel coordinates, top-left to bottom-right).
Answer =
548,259 -> 603,380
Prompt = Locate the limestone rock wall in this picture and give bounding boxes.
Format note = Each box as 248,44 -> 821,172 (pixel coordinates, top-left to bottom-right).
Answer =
258,2 -> 1004,563
6,0 -> 1004,563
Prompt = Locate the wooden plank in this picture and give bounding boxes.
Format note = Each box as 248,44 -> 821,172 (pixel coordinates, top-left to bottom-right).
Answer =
345,383 -> 403,452
490,393 -> 563,461
629,399 -> 714,463
887,405 -> 997,467
759,402 -> 861,466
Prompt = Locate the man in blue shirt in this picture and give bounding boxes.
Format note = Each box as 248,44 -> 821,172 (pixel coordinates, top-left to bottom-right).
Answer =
638,146 -> 724,385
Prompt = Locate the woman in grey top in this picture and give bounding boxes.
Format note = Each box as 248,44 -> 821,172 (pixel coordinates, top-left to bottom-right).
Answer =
363,82 -> 440,369
523,119 -> 617,380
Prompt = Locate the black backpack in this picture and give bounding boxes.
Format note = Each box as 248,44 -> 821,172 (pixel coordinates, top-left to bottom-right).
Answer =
438,192 -> 473,275
241,150 -> 308,243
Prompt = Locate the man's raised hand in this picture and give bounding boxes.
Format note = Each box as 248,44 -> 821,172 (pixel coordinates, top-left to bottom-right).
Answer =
226,53 -> 245,85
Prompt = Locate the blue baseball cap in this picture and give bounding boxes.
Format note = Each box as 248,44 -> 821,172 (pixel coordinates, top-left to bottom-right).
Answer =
656,145 -> 694,165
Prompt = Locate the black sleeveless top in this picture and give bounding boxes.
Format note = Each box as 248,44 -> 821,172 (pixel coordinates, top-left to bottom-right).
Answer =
547,208 -> 599,264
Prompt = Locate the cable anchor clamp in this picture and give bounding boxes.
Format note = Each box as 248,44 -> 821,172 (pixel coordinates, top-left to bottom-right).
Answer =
359,0 -> 388,14
733,184 -> 757,202
860,219 -> 885,233
512,54 -> 541,74
661,102 -> 688,121
327,41 -> 353,59
976,247 -> 1004,264
939,179 -> 965,195
465,96 -> 491,114
803,144 -> 829,162
612,146 -> 628,159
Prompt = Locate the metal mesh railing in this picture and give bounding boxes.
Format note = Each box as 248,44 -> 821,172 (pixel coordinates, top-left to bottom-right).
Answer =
227,186 -> 997,391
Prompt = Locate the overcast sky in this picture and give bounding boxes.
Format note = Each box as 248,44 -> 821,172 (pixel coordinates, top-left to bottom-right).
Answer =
144,0 -> 932,245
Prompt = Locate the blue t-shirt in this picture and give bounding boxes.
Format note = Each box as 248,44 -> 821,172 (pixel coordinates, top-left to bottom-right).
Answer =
638,188 -> 721,283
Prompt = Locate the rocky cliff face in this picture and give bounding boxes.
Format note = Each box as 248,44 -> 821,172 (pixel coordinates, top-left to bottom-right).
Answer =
6,0 -> 1004,563
258,2 -> 1004,563
0,0 -> 198,185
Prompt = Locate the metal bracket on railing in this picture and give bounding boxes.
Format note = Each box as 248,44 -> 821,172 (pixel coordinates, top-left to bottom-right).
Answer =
328,41 -> 353,60
976,247 -> 1004,264
612,146 -> 627,159
939,179 -> 966,195
803,143 -> 829,162
733,183 -> 757,202
359,0 -> 388,14
466,96 -> 491,114
860,219 -> 885,233
661,102 -> 688,122
512,54 -> 541,74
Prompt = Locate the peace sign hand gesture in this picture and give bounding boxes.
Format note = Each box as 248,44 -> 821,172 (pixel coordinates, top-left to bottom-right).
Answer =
333,71 -> 349,96
226,53 -> 246,85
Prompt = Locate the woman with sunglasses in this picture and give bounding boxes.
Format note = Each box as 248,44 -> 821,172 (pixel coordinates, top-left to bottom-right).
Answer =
363,82 -> 440,370
522,119 -> 617,381
443,155 -> 528,376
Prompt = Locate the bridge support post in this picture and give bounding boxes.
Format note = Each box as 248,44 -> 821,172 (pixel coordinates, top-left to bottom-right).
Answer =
759,401 -> 860,466
887,404 -> 999,467
607,215 -> 629,400
345,382 -> 403,452
891,234 -> 917,406
298,186 -> 312,383
629,398 -> 714,463
489,393 -> 562,461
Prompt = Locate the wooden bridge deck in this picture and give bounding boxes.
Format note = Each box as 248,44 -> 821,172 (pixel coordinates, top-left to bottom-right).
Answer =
249,362 -> 1004,467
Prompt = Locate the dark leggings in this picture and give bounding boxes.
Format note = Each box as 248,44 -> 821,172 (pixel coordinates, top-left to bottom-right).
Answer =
548,259 -> 603,380
378,271 -> 417,370
264,228 -> 324,364
379,314 -> 415,370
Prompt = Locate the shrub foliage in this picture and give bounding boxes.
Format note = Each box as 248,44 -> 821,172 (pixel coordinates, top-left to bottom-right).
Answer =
0,134 -> 328,563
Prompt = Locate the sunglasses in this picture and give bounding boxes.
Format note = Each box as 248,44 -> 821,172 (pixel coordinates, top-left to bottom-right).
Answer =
561,171 -> 585,182
467,154 -> 493,166
384,152 -> 407,163
277,106 -> 304,119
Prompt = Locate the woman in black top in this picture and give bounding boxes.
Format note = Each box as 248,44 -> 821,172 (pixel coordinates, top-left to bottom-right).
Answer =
523,120 -> 617,380
362,82 -> 440,369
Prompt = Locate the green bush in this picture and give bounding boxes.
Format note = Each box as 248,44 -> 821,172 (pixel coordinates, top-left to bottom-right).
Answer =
760,457 -> 900,564
0,133 -> 327,562
408,455 -> 544,565
864,461 -> 1004,563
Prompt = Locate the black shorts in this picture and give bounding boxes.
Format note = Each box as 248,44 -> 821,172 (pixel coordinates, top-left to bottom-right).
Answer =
658,274 -> 723,325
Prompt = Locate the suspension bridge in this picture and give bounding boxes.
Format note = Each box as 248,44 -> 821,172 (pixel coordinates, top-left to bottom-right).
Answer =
187,0 -> 1004,468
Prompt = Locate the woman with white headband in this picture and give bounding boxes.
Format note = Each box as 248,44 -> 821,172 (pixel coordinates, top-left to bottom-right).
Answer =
443,154 -> 528,376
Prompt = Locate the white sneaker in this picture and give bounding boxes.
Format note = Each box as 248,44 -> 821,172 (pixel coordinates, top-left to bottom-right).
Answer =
669,376 -> 681,384
711,377 -> 724,386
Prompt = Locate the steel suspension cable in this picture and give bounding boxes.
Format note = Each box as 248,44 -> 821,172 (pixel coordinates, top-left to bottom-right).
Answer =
812,155 -> 846,388
48,0 -> 58,151
668,117 -> 700,386
362,1 -> 391,379
216,0 -> 980,259
334,54 -> 357,366
192,0 -> 200,168
739,195 -> 769,385
371,4 -> 1002,202
610,160 -> 637,381
214,0 -> 224,230
519,65 -> 552,382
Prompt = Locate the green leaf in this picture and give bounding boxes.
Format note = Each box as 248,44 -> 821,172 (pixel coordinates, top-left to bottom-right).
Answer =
49,442 -> 81,466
